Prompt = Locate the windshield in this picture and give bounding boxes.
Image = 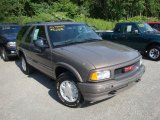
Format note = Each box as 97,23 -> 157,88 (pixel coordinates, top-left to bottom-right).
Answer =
0,25 -> 21,35
47,24 -> 102,46
138,23 -> 154,33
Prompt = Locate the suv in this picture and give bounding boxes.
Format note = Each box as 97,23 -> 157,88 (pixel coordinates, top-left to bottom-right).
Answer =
17,21 -> 145,107
0,24 -> 21,61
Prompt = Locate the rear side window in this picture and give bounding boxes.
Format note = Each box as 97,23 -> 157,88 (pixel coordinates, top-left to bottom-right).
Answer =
114,24 -> 122,33
17,26 -> 30,46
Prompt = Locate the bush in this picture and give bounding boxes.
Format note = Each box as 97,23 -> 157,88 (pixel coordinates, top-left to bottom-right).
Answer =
2,14 -> 160,30
2,16 -> 30,25
2,12 -> 70,25
75,16 -> 115,30
52,0 -> 79,18
26,2 -> 51,16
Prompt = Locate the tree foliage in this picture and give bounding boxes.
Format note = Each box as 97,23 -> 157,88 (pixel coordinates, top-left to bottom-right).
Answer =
0,0 -> 160,22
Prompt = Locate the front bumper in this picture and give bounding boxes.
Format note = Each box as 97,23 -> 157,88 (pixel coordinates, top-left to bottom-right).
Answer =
78,65 -> 145,102
5,48 -> 17,57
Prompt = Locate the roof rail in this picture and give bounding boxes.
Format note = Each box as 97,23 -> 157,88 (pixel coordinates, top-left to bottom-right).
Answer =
26,21 -> 45,24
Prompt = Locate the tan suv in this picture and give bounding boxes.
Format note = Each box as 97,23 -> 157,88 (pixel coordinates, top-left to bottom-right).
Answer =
17,21 -> 145,107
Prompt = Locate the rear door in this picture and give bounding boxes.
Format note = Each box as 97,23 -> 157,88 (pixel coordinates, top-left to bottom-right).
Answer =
29,25 -> 53,77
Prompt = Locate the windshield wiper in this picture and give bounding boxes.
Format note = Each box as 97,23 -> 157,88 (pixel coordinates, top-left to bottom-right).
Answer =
64,38 -> 100,45
80,38 -> 102,42
63,39 -> 86,45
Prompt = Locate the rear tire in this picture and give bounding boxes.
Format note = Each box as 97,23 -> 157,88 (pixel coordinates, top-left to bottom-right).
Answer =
56,72 -> 83,108
1,48 -> 9,61
20,55 -> 33,75
148,45 -> 160,61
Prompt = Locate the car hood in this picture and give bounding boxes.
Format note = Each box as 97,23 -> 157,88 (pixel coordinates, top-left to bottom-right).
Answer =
143,32 -> 160,39
56,41 -> 140,69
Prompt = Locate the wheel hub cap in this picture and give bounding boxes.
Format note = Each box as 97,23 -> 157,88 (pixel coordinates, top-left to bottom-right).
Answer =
149,48 -> 160,59
22,57 -> 27,71
60,81 -> 78,102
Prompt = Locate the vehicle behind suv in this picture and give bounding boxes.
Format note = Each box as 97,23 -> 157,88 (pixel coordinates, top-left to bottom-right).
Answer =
148,22 -> 160,31
0,24 -> 21,61
17,21 -> 145,107
98,22 -> 160,61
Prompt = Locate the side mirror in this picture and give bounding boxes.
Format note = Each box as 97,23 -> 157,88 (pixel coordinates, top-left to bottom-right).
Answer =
34,39 -> 49,49
134,30 -> 139,34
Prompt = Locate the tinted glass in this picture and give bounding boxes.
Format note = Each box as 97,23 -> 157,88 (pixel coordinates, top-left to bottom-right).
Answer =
149,24 -> 156,28
123,24 -> 138,33
47,24 -> 102,46
138,23 -> 154,33
33,26 -> 46,40
32,26 -> 48,45
0,25 -> 21,35
150,24 -> 159,29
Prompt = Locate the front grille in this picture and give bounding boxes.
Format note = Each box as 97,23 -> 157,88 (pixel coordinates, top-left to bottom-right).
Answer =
114,61 -> 140,76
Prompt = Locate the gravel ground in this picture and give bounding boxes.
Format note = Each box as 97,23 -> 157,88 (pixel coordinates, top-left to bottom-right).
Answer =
0,58 -> 160,120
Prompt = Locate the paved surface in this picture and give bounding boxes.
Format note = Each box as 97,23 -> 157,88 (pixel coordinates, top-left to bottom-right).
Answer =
0,58 -> 160,120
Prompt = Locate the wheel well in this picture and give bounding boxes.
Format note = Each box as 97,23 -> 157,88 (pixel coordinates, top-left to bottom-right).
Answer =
55,67 -> 74,78
146,42 -> 160,51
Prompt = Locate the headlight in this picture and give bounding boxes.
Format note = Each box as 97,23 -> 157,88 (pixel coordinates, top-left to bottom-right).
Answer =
90,70 -> 111,81
7,42 -> 16,48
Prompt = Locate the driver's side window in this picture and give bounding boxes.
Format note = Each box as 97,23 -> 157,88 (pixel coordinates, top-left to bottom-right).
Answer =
32,26 -> 48,45
124,25 -> 138,33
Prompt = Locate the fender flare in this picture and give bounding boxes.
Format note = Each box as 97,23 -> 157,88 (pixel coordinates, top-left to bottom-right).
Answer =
55,62 -> 83,82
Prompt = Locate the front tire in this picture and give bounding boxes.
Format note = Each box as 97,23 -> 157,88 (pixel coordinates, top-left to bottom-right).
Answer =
148,45 -> 160,61
56,73 -> 83,108
1,48 -> 9,61
20,55 -> 33,75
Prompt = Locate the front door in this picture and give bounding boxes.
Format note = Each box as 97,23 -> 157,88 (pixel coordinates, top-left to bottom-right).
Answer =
119,24 -> 143,51
29,25 -> 53,77
124,24 -> 145,51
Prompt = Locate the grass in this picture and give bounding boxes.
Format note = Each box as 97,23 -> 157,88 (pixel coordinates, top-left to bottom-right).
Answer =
1,14 -> 160,30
